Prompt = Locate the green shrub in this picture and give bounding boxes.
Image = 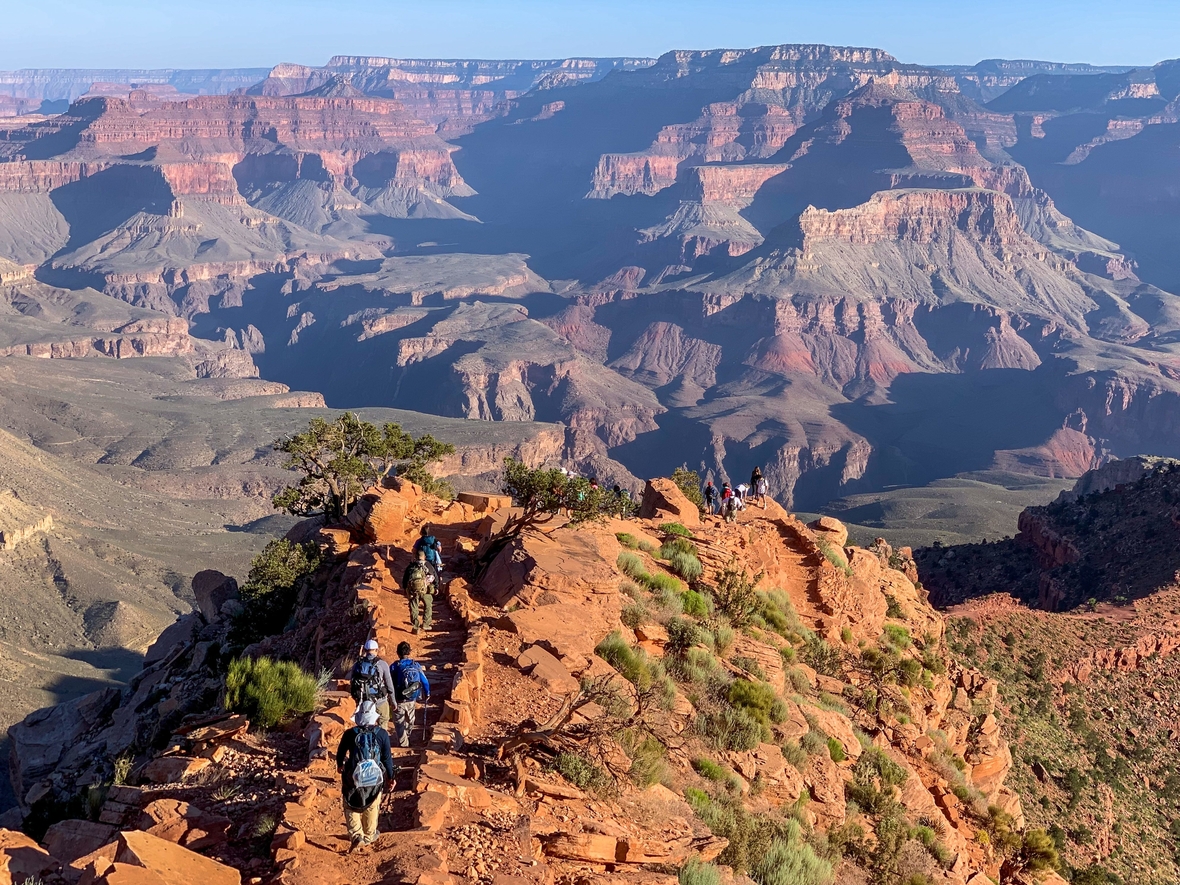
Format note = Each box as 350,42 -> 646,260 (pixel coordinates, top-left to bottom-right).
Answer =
620,579 -> 643,600
660,536 -> 698,558
661,522 -> 694,537
679,858 -> 723,885
232,540 -> 322,645
692,757 -> 739,792
711,565 -> 763,628
846,747 -> 909,813
616,532 -> 640,548
753,822 -> 835,885
698,706 -> 763,752
682,588 -> 710,617
668,551 -> 704,582
827,737 -> 846,763
617,552 -> 646,579
671,466 -> 707,513
882,624 -> 913,650
554,752 -> 613,795
639,541 -> 658,555
713,623 -> 734,655
644,571 -> 685,594
728,679 -> 784,737
596,632 -> 647,685
840,626 -> 854,644
224,656 -> 318,728
670,646 -> 723,686
884,593 -> 905,619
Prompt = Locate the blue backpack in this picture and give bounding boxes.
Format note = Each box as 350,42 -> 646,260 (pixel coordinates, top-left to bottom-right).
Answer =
394,659 -> 424,703
351,657 -> 383,701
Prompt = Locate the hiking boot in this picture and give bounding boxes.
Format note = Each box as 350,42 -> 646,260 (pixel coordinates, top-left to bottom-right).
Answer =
348,836 -> 363,854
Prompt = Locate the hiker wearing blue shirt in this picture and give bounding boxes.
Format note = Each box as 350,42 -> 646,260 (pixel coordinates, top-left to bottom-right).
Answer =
336,700 -> 395,853
413,525 -> 443,570
391,641 -> 431,748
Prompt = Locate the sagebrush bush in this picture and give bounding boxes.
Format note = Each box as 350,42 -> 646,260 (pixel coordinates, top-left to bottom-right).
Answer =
621,601 -> 647,629
692,756 -> 731,782
224,656 -> 318,728
660,535 -> 698,558
554,752 -> 613,795
827,737 -> 846,763
753,819 -> 834,885
661,522 -> 693,537
679,858 -> 723,885
699,705 -> 763,751
686,789 -> 793,875
617,552 -> 646,579
668,550 -> 704,582
616,532 -> 640,548
781,740 -> 807,769
711,565 -> 763,628
624,732 -> 668,787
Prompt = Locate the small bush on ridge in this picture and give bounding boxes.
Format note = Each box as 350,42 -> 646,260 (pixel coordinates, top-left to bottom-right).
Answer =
225,656 -> 318,728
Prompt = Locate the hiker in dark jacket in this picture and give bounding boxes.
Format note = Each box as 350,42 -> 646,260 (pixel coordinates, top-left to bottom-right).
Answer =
336,700 -> 395,852
349,639 -> 395,729
703,480 -> 717,515
391,640 -> 431,748
403,549 -> 436,634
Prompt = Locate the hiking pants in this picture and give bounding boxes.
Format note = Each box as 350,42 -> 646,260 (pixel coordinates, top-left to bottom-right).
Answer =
343,795 -> 380,844
394,700 -> 417,748
410,589 -> 433,632
374,696 -> 390,730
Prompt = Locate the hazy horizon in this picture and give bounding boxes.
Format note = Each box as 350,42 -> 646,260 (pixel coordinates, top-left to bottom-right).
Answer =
2,0 -> 1177,70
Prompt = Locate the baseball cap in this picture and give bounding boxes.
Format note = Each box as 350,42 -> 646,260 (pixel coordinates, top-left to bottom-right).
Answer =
363,639 -> 379,651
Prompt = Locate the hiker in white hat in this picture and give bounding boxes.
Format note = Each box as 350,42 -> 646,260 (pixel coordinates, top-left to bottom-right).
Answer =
348,639 -> 396,730
336,700 -> 394,852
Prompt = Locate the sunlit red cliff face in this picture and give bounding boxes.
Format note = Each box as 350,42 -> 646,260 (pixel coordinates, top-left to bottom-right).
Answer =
3,45 -> 1180,510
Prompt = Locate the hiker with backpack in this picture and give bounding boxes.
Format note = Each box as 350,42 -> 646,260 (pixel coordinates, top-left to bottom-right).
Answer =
349,639 -> 396,729
336,700 -> 395,853
703,480 -> 717,515
391,641 -> 431,748
413,525 -> 443,572
403,548 -> 436,635
750,467 -> 765,507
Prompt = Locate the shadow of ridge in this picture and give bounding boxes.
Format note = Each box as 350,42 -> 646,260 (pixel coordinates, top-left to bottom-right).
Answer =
830,367 -> 1068,492
57,647 -> 145,683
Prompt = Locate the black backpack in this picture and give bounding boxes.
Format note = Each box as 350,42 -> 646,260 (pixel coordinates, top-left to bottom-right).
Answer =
351,657 -> 383,701
394,659 -> 424,703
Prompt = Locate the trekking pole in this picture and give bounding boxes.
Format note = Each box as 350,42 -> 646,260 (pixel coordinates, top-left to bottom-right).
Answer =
420,698 -> 428,745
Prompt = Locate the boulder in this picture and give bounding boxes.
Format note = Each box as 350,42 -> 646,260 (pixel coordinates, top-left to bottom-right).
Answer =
191,571 -> 238,622
500,605 -> 605,665
114,830 -> 240,885
144,614 -> 201,665
98,863 -> 170,884
516,645 -> 579,695
43,819 -> 117,865
136,799 -> 231,850
0,828 -> 62,882
142,756 -> 211,784
364,491 -> 410,543
9,687 -> 121,811
637,478 -> 700,526
456,492 -> 513,513
807,516 -> 848,550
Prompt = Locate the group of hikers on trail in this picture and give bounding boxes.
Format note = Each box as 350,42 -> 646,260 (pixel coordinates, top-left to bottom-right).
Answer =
702,467 -> 769,521
335,526 -> 441,853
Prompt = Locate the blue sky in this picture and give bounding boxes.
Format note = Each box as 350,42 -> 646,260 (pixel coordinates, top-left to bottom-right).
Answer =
2,0 -> 1179,70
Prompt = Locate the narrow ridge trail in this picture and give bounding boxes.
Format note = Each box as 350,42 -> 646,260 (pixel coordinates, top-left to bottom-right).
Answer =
279,518 -> 481,885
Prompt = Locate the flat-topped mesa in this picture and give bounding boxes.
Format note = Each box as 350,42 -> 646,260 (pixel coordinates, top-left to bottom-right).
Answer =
589,48 -> 962,199
797,188 -> 1033,250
